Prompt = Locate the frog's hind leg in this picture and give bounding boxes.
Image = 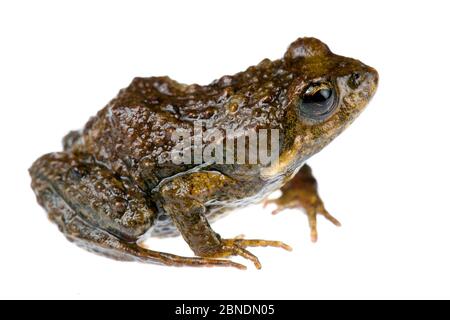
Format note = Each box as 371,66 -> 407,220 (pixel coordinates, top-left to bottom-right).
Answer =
62,216 -> 246,269
29,152 -> 244,269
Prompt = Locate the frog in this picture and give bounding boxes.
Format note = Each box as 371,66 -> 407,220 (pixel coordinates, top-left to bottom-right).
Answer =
29,37 -> 378,269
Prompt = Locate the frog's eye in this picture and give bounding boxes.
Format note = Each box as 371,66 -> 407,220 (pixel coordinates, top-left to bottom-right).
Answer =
298,82 -> 337,121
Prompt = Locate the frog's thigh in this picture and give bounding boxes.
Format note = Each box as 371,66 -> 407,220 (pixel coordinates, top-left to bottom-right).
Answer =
30,152 -> 156,242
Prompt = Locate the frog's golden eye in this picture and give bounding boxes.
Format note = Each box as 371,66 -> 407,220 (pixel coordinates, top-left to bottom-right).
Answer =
298,82 -> 337,121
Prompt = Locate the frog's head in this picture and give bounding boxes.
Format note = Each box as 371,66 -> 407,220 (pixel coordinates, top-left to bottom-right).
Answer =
262,37 -> 378,179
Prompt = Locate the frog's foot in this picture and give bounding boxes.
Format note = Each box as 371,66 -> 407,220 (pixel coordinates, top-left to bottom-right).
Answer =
65,216 -> 248,270
263,164 -> 341,242
204,238 -> 292,270
264,194 -> 340,242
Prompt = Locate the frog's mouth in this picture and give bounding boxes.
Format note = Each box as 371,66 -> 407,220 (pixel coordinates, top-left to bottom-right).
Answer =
260,136 -> 305,180
259,117 -> 352,181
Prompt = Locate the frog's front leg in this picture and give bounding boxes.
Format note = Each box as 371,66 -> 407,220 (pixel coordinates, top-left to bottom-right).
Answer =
264,164 -> 341,242
160,172 -> 291,269
30,153 -> 244,269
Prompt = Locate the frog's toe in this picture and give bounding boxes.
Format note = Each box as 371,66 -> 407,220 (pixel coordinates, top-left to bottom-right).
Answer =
319,206 -> 341,227
211,238 -> 292,270
263,197 -> 297,215
305,203 -> 341,243
227,238 -> 293,252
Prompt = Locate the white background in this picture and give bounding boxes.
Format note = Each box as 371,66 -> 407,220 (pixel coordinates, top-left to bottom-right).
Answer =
1,0 -> 449,300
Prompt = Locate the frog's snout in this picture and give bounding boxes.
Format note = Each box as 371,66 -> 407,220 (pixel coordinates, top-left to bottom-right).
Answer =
365,66 -> 379,98
349,65 -> 378,100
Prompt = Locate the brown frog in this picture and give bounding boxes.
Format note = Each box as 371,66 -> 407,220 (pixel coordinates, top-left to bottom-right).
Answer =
29,38 -> 378,269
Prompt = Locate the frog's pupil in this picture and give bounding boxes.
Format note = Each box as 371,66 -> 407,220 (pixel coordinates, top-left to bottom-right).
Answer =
305,88 -> 331,103
299,84 -> 336,121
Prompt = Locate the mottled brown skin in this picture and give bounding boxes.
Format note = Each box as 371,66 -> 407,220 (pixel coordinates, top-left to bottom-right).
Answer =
30,38 -> 378,269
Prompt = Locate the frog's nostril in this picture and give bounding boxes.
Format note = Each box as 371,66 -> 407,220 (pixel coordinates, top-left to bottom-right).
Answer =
348,72 -> 362,89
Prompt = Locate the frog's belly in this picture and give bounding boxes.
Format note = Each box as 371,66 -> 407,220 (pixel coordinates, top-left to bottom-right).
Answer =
143,176 -> 286,239
147,206 -> 233,239
146,212 -> 180,238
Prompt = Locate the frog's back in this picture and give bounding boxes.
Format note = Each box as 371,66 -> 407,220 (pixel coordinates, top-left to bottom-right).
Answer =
65,60 -> 289,184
